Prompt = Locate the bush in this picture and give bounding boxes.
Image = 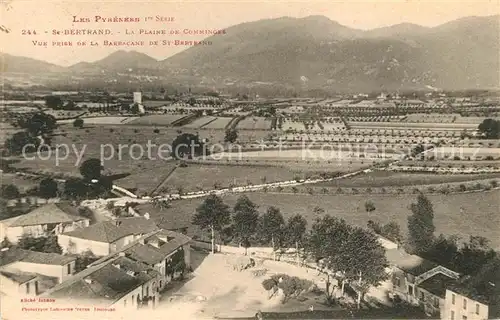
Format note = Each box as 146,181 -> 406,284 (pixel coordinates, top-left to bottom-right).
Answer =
458,184 -> 467,192
73,118 -> 84,128
262,278 -> 277,291
490,180 -> 498,188
153,128 -> 160,134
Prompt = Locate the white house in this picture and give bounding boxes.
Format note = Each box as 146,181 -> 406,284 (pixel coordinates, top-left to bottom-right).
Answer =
57,216 -> 159,256
0,247 -> 76,298
0,203 -> 90,244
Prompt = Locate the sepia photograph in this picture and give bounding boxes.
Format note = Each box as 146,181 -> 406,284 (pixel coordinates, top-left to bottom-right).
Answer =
0,1 -> 499,319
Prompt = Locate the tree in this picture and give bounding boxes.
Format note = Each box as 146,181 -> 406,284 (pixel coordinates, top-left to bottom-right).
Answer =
17,112 -> 57,136
286,214 -> 308,266
224,128 -> 238,143
258,206 -> 285,259
73,118 -> 84,128
232,195 -> 259,255
79,158 -> 103,181
455,236 -> 497,276
75,250 -> 98,272
192,194 -> 231,254
44,95 -> 63,109
478,118 -> 500,139
171,133 -> 205,159
4,131 -> 40,155
407,193 -> 435,254
0,237 -> 12,249
380,222 -> 402,244
62,177 -> 87,199
364,201 -> 376,212
42,235 -> 63,254
1,184 -> 20,199
39,178 -> 58,199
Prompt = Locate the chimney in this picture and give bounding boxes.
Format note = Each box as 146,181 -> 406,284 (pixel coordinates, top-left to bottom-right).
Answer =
113,263 -> 121,269
84,278 -> 93,284
118,252 -> 126,257
144,212 -> 150,220
115,220 -> 122,227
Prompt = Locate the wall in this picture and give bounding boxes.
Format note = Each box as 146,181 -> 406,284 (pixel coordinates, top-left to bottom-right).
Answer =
442,290 -> 489,320
58,234 -> 111,256
182,244 -> 191,268
0,225 -> 23,243
112,286 -> 143,311
391,267 -> 419,304
8,261 -> 75,283
112,235 -> 137,253
0,274 -> 39,296
417,287 -> 443,316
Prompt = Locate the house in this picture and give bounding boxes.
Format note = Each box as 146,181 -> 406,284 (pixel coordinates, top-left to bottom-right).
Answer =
387,248 -> 460,314
441,260 -> 500,320
41,254 -> 162,310
88,229 -> 192,286
57,216 -> 159,256
0,247 -> 76,297
0,203 -> 90,244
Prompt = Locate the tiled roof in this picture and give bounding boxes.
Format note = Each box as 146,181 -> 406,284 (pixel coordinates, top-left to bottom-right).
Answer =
89,229 -> 192,267
0,248 -> 76,267
386,248 -> 437,276
0,270 -> 37,284
5,203 -> 87,227
418,273 -> 458,298
44,255 -> 160,304
62,217 -> 159,243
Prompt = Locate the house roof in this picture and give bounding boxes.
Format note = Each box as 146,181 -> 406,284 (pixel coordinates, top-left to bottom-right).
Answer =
4,203 -> 87,227
43,255 -> 160,304
62,217 -> 159,243
0,270 -> 37,284
386,248 -> 437,276
418,273 -> 458,299
0,248 -> 76,267
89,229 -> 192,267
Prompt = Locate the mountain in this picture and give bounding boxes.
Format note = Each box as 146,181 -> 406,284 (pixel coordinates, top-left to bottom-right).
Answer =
161,14 -> 500,91
69,50 -> 159,72
0,53 -> 65,73
2,15 -> 499,92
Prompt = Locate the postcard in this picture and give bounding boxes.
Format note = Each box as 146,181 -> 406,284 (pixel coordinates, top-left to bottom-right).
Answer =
0,1 -> 499,319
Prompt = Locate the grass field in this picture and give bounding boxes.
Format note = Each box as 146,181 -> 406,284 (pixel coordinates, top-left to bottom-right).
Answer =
237,117 -> 272,130
0,172 -> 40,193
57,116 -> 139,125
201,117 -> 234,129
146,190 -> 500,250
127,114 -> 187,126
183,116 -> 218,129
162,164 -> 302,193
313,171 -> 500,188
113,162 -> 178,195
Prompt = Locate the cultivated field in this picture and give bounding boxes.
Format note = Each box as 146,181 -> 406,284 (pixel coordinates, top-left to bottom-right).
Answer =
348,122 -> 477,130
0,172 -> 41,193
151,190 -> 500,250
183,116 -> 218,129
162,164 -> 302,193
127,114 -> 187,126
113,162 -> 178,196
201,117 -> 234,129
237,117 -> 272,130
57,116 -> 139,125
313,171 -> 500,188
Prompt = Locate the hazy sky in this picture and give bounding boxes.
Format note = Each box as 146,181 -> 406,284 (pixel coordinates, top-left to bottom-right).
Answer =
1,0 -> 499,66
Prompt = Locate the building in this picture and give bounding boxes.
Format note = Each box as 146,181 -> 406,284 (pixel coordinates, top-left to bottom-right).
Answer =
387,248 -> 460,314
57,217 -> 159,256
41,253 -> 162,310
0,247 -> 76,297
88,229 -> 192,284
0,203 -> 90,244
442,289 -> 489,320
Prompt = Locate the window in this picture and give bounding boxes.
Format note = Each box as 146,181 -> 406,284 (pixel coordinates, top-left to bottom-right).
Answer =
450,310 -> 455,320
420,291 -> 425,300
67,264 -> 71,275
476,304 -> 480,315
131,295 -> 134,305
463,298 -> 467,310
35,281 -> 38,295
434,297 -> 439,308
452,293 -> 456,305
462,316 -> 467,320
124,300 -> 127,307
408,285 -> 413,295
395,277 -> 401,287
26,282 -> 30,294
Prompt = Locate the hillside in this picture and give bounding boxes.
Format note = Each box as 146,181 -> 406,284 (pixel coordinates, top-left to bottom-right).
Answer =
2,15 -> 499,92
0,53 -> 65,73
